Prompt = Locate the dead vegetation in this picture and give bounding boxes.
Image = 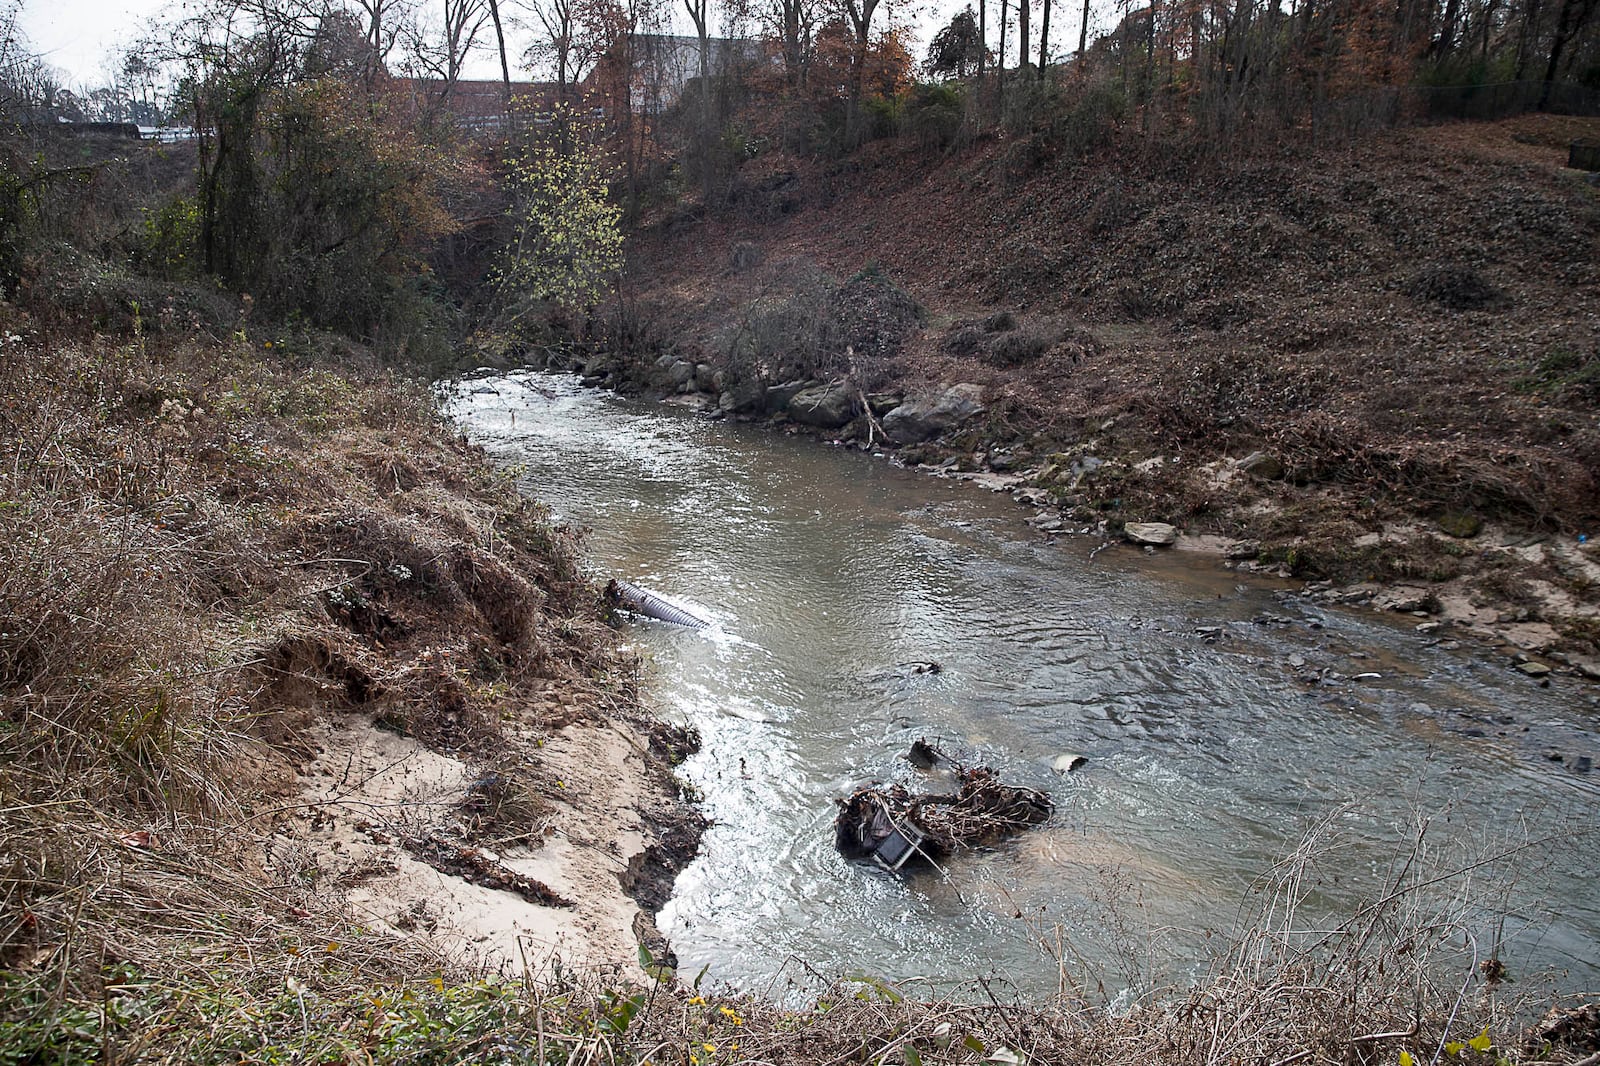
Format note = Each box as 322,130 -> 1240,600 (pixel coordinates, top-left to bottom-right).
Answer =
0,300 -> 702,1048
0,315 -> 1590,1066
611,114 -> 1600,659
2,796 -> 1582,1066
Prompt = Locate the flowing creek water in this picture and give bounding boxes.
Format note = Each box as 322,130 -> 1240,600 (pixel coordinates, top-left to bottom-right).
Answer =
450,372 -> 1600,1001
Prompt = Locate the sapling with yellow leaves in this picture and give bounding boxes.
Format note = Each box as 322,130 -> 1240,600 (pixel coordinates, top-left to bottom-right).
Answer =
495,102 -> 624,322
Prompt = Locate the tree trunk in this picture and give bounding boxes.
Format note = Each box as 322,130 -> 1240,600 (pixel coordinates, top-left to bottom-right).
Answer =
998,0 -> 1008,111
685,0 -> 712,194
1144,0 -> 1157,129
783,0 -> 804,87
1078,0 -> 1089,53
1435,0 -> 1461,54
1019,0 -> 1029,73
361,0 -> 384,88
1038,0 -> 1051,77
844,0 -> 879,142
1539,0 -> 1598,106
487,0 -> 512,103
980,0 -> 988,80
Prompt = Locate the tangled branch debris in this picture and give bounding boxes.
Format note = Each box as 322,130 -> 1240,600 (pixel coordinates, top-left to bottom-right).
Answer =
834,743 -> 1053,869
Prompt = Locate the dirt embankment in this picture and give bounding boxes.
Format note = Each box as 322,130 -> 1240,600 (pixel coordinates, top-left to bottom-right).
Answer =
571,113 -> 1600,678
0,305 -> 702,996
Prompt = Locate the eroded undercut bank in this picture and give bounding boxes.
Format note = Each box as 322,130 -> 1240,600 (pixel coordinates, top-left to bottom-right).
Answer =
0,318 -> 705,1055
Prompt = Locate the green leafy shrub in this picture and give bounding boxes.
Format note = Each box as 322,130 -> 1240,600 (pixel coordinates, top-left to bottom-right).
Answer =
860,95 -> 901,141
137,195 -> 201,275
1041,82 -> 1127,158
495,105 -> 624,322
902,82 -> 965,149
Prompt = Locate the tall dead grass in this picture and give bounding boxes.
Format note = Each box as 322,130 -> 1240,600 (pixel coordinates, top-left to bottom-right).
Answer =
6,808 -> 1580,1065
0,303 -> 617,1009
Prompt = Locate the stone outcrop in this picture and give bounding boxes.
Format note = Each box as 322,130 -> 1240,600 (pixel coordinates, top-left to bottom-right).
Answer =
1236,451 -> 1285,480
882,384 -> 986,444
786,382 -> 859,429
1124,522 -> 1178,546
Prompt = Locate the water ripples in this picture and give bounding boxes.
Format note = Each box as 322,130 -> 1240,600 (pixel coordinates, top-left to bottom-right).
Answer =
450,373 -> 1600,1000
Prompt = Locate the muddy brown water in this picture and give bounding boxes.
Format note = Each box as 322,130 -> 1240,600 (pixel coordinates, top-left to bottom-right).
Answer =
450,372 -> 1600,1001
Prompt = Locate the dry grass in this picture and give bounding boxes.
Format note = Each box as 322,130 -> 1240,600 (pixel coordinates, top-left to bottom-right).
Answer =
0,302 -> 631,1016
4,806 -> 1581,1065
622,114 -> 1600,557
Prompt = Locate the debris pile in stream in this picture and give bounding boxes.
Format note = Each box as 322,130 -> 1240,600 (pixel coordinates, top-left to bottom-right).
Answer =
834,742 -> 1053,871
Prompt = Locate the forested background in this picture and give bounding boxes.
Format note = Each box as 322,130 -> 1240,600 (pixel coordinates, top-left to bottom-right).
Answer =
1,0 -> 1595,363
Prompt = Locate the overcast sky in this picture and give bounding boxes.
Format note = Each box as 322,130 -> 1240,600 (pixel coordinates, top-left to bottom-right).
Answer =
18,0 -> 169,84
18,0 -> 704,85
18,0 -> 1102,90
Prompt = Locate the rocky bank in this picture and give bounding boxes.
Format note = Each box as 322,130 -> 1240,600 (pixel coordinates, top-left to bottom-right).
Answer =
491,113 -> 1600,683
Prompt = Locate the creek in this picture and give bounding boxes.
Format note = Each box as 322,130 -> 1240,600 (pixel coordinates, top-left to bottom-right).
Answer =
450,372 -> 1600,1001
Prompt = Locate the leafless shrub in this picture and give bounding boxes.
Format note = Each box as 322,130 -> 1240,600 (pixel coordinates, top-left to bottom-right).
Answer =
1086,182 -> 1144,234
727,241 -> 765,273
945,324 -> 987,357
985,327 -> 1056,367
723,259 -> 844,382
1403,266 -> 1509,311
830,264 -> 924,372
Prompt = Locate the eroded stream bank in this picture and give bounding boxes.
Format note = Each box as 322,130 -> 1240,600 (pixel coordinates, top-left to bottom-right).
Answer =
453,371 -> 1600,1000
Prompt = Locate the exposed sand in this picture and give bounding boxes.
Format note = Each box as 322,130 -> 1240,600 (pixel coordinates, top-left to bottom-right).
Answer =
277,710 -> 683,980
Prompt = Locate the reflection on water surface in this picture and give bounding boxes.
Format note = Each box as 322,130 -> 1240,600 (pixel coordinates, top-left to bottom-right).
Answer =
451,373 -> 1600,999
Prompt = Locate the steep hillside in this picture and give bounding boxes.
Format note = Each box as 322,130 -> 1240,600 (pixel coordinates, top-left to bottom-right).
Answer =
0,300 -> 702,1052
603,113 -> 1600,672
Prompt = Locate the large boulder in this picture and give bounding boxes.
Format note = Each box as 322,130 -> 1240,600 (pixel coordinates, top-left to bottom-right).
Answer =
1437,510 -> 1482,538
883,384 -> 986,444
765,379 -> 815,412
1236,451 -> 1284,480
786,382 -> 858,429
1124,522 -> 1178,546
719,376 -> 768,415
865,392 -> 903,416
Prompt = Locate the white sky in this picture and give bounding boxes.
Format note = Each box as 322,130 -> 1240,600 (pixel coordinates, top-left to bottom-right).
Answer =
17,0 -> 1102,89
17,0 -> 172,85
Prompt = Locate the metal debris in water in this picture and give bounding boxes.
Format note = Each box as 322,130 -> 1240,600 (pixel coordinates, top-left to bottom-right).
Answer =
605,578 -> 712,629
834,743 -> 1054,872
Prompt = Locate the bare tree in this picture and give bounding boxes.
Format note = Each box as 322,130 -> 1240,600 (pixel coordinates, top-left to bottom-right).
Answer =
524,0 -> 605,91
400,0 -> 490,98
1038,0 -> 1050,76
582,0 -> 665,213
730,0 -> 816,87
685,0 -> 711,122
979,0 -> 988,79
1018,0 -> 1029,71
776,0 -> 818,85
349,0 -> 416,83
0,9 -> 59,122
996,0 -> 1007,106
487,0 -> 513,98
841,0 -> 880,139
1539,0 -> 1599,105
